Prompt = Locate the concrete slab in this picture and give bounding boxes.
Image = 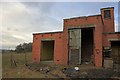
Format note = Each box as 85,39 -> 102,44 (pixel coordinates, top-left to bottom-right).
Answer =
104,58 -> 113,68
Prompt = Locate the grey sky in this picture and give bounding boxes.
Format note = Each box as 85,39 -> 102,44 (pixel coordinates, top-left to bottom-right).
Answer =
1,2 -> 119,49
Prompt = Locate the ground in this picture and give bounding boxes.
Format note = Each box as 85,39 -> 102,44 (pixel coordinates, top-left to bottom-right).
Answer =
2,52 -> 120,79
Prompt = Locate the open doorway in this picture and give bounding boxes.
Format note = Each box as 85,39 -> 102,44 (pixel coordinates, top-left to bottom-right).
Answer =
81,28 -> 94,64
40,40 -> 54,62
111,41 -> 120,65
68,28 -> 94,65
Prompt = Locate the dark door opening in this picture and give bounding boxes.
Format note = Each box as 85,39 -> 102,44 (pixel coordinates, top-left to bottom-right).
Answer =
40,40 -> 54,61
111,41 -> 120,64
81,28 -> 94,64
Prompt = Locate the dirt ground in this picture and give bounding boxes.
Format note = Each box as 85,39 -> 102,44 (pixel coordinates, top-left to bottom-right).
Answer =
2,52 -> 120,79
25,63 -> 120,78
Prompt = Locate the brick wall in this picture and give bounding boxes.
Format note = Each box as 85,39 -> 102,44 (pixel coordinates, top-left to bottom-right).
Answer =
63,15 -> 103,67
32,7 -> 117,67
32,32 -> 68,64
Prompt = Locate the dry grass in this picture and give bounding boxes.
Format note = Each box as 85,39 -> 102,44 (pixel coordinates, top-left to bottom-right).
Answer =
2,52 -> 32,68
2,52 -> 64,78
2,52 -> 36,78
2,52 -> 120,78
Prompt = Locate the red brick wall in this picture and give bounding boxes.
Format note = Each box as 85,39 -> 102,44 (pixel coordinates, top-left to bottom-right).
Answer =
108,34 -> 120,39
32,34 -> 41,63
101,7 -> 117,48
101,7 -> 114,33
63,16 -> 103,67
103,33 -> 120,47
103,34 -> 110,47
32,7 -> 116,67
32,32 -> 68,64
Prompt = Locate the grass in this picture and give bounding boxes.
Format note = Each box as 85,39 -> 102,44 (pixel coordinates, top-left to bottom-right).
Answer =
2,52 -> 120,78
2,52 -> 35,78
2,52 -> 32,68
2,52 -> 64,78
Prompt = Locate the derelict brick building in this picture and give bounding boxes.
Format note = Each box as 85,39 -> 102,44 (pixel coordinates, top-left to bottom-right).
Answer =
32,7 -> 120,67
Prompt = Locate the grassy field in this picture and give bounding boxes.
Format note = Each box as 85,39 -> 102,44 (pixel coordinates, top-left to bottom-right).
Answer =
2,52 -> 34,78
2,52 -> 50,78
2,52 -> 120,78
2,52 -> 32,68
2,52 -> 66,78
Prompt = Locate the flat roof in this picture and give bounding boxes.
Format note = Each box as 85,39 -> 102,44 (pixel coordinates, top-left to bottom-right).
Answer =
100,7 -> 114,10
33,31 -> 63,35
64,14 -> 101,20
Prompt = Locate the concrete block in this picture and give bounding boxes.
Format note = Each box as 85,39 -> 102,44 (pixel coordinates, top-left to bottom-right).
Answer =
104,58 -> 113,68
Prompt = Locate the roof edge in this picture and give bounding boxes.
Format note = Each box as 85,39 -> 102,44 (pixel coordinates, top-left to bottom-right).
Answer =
33,31 -> 63,35
64,14 -> 101,20
101,7 -> 114,10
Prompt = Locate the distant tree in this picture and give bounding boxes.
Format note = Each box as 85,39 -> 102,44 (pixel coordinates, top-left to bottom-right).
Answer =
15,44 -> 23,53
2,49 -> 14,53
15,42 -> 32,53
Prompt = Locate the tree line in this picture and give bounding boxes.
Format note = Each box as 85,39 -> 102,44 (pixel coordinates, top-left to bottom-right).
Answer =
15,42 -> 32,53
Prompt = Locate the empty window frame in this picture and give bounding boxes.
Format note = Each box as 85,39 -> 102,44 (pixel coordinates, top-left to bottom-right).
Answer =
104,10 -> 111,19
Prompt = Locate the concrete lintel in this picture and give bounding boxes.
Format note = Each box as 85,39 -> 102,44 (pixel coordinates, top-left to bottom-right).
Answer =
68,24 -> 95,29
41,39 -> 55,41
108,39 -> 120,41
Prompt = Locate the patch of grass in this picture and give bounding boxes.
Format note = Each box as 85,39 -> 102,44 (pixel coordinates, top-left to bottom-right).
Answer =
2,52 -> 34,78
2,52 -> 32,68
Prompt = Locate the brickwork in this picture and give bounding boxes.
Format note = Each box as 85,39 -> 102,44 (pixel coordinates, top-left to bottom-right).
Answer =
32,7 -> 119,67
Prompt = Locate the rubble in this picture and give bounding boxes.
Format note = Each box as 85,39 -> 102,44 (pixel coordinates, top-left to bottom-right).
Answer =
25,63 -> 120,78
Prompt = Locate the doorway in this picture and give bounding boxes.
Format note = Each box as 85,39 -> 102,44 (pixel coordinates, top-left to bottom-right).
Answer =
81,28 -> 94,64
68,28 -> 94,65
40,40 -> 54,61
111,41 -> 120,65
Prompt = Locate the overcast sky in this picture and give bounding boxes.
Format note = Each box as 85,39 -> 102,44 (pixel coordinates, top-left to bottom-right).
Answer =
0,2 -> 119,49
